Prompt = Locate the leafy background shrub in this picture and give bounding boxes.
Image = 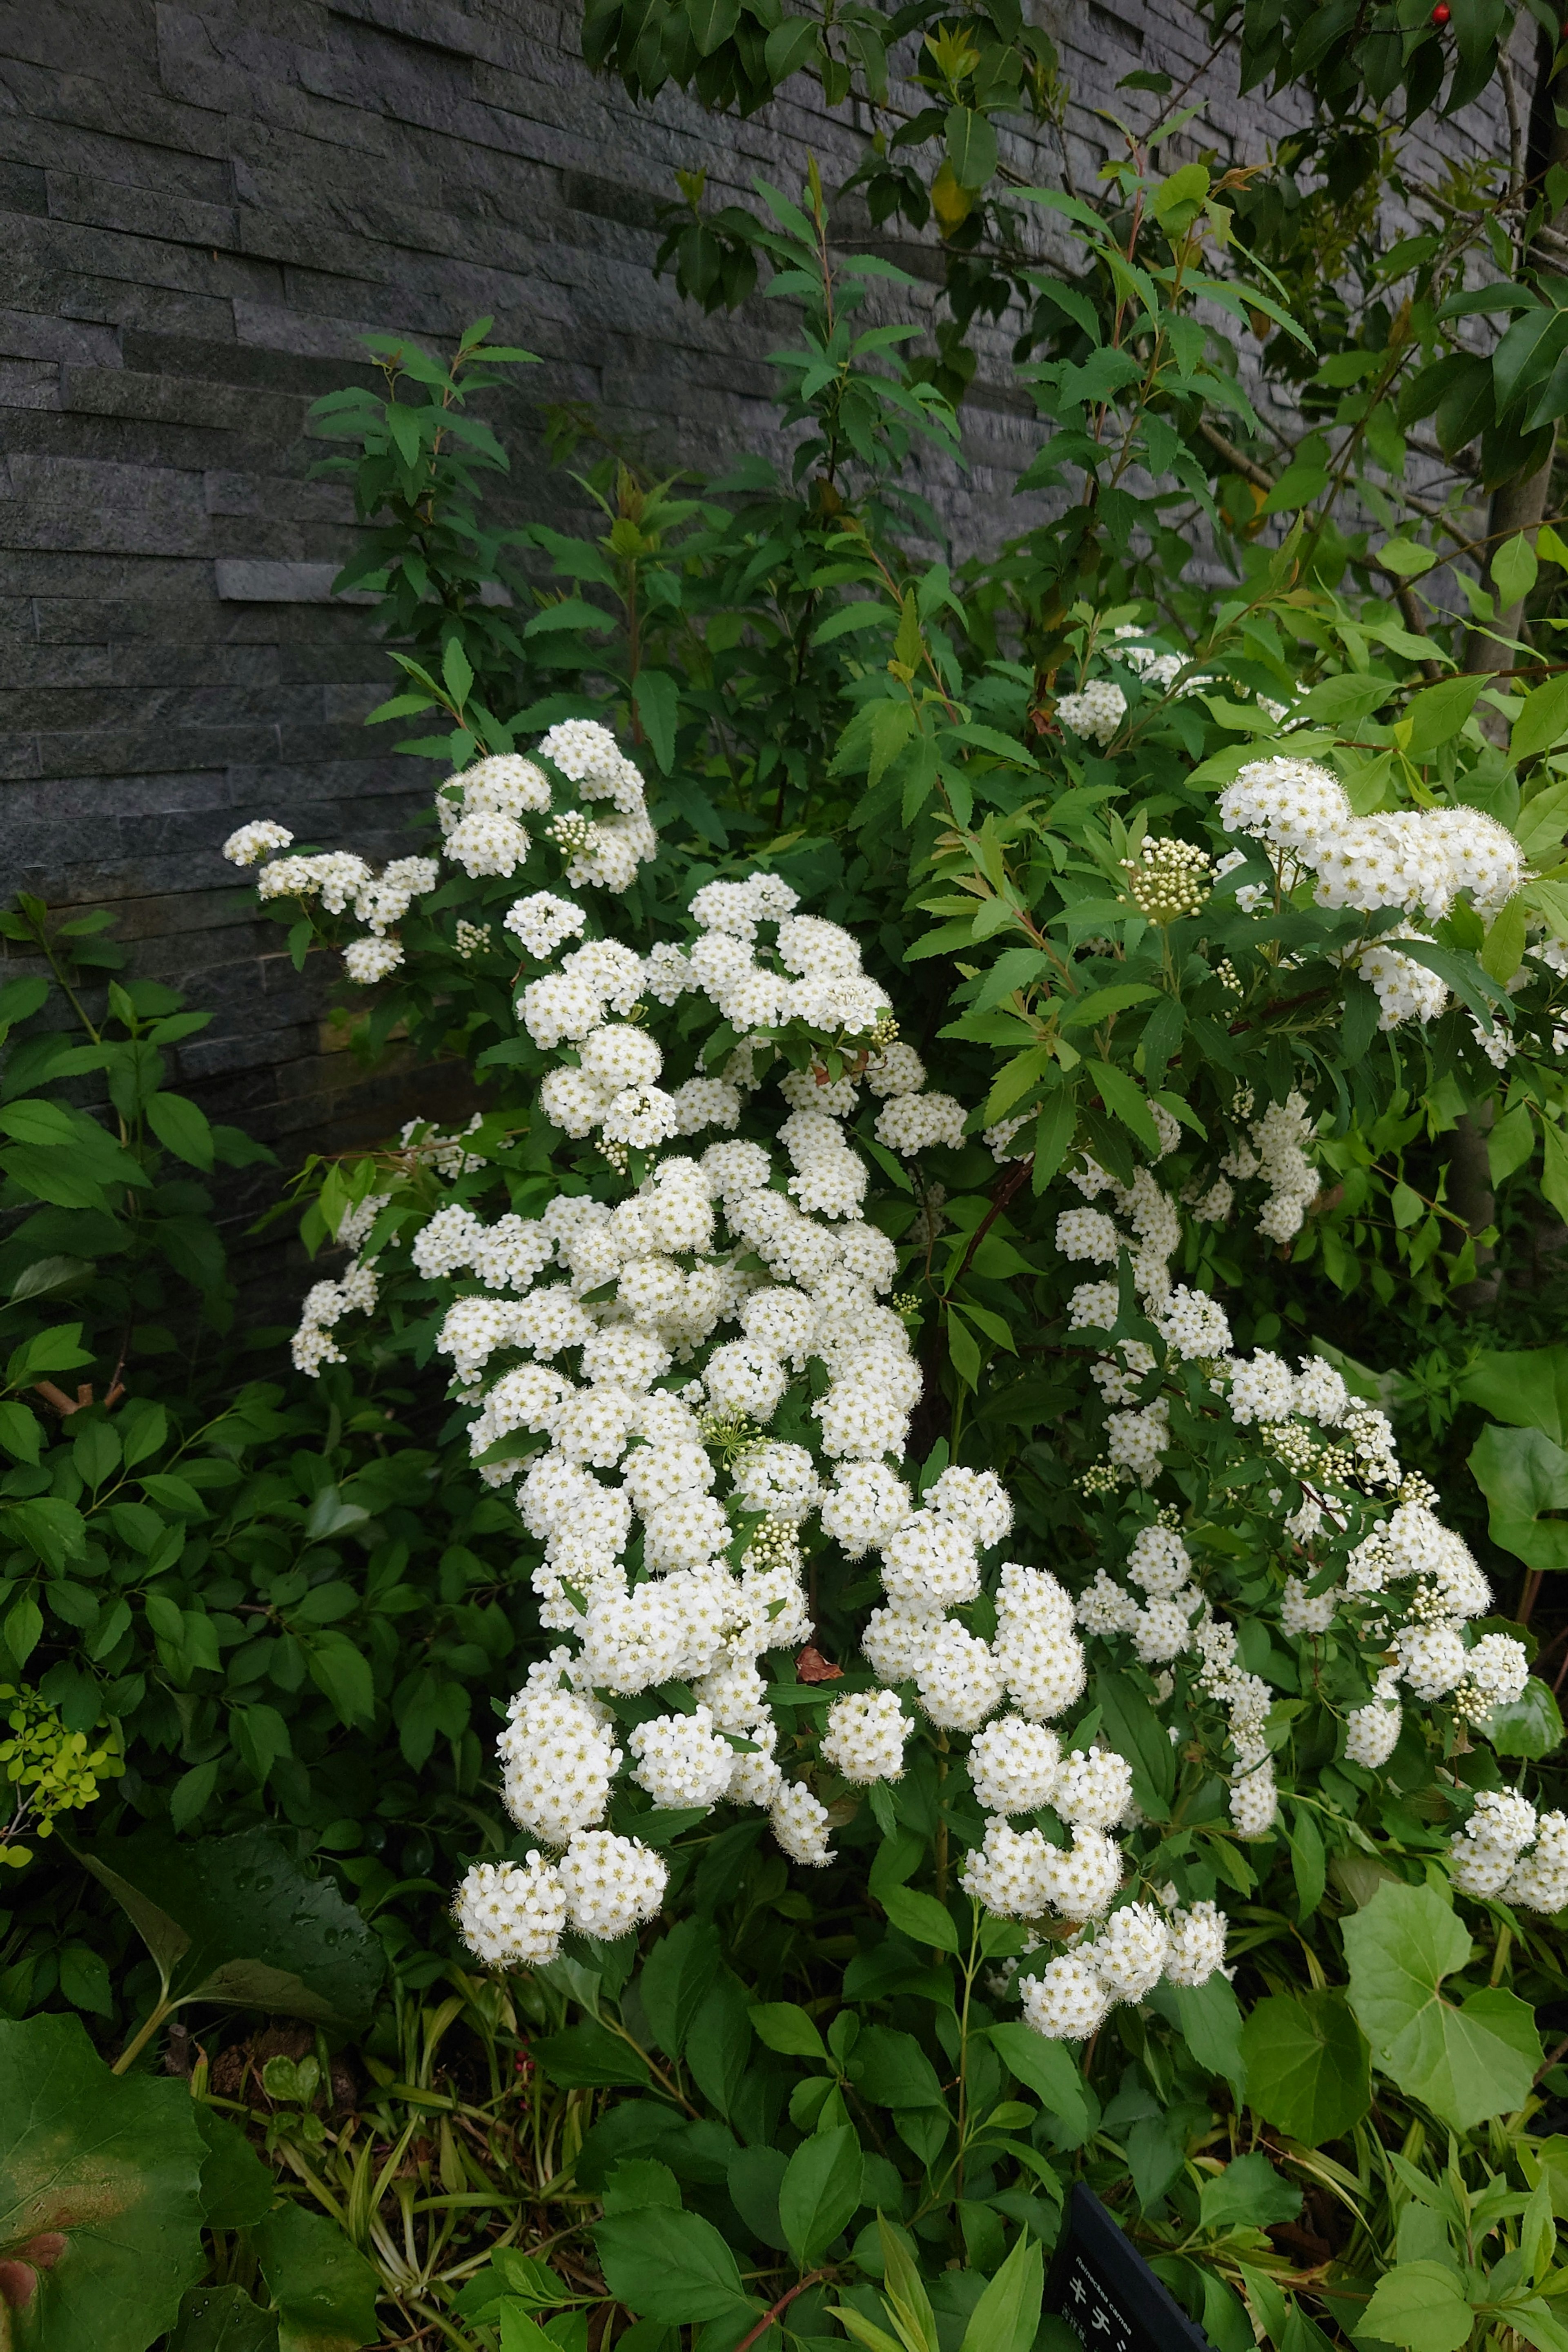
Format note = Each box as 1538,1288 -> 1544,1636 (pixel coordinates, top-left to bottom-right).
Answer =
7,8 -> 1568,2350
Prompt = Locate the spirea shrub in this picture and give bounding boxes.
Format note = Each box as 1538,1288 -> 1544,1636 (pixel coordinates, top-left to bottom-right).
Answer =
224,719 -> 1544,2053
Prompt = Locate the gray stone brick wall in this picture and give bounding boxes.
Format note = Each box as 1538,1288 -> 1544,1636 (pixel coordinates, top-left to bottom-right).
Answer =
0,0 -> 1519,1229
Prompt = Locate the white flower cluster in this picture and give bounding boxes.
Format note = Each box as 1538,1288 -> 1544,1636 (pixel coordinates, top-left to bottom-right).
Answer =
1061,1128 -> 1532,1846
227,720 -> 655,992
1449,1791 -> 1568,1913
453,1828 -> 668,1963
1019,1893 -> 1227,2042
1110,624 -> 1212,698
1055,679 -> 1126,746
1218,756 -> 1529,1034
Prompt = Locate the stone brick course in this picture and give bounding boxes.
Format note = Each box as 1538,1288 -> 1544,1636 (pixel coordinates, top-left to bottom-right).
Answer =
0,0 -> 1519,1272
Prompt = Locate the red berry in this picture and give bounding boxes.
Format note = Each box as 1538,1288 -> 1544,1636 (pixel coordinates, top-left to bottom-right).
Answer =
1431,3 -> 1450,20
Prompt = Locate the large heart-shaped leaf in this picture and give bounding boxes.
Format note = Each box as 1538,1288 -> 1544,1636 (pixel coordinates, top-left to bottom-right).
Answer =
0,2012 -> 205,2352
253,2205 -> 380,2352
1459,1346 -> 1568,1446
78,1827 -> 383,2029
1343,1881 -> 1538,2128
1467,1424 -> 1568,1571
1239,1990 -> 1371,2144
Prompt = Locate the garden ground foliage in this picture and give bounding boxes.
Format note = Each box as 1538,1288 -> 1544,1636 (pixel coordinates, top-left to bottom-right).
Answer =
9,9 -> 1568,2349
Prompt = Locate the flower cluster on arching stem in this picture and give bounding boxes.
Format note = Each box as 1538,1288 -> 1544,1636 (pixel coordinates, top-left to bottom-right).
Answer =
223,717 -> 1545,2051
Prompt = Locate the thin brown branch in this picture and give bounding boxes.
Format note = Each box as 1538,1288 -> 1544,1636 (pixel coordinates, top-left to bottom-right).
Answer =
733,2270 -> 829,2352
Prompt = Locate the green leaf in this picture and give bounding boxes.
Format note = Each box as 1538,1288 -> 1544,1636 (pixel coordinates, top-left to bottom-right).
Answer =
145,1094 -> 215,1170
441,635 -> 475,709
638,1920 -> 721,2060
193,2106 -> 276,2230
0,1401 -> 42,1464
1238,1991 -> 1371,2143
1198,2152 -> 1301,2231
1095,1667 -> 1175,1819
632,671 -> 678,774
1493,532 -> 1540,608
1059,983 -> 1156,1031
727,2144 -> 789,2251
748,2001 -> 829,2060
946,106 -> 998,192
1343,1880 -> 1539,2129
167,2283 -> 280,2351
984,2022 -> 1090,2147
1545,1120 -> 1568,1231
8,1253 -> 95,1305
1460,1345 -> 1568,1446
0,1146 -> 112,1211
1481,892 -> 1528,983
1359,2261 -> 1474,2352
853,2025 -> 946,2111
763,15 -> 819,80
779,2122 -> 863,2268
1402,674 -> 1486,757
531,2020 -> 651,2089
0,2011 -> 206,2352
1146,156 -> 1206,210
958,2227 -> 1043,2352
254,2203 -> 381,2352
1511,671 -> 1568,765
77,1826 -> 384,2029
687,0 -> 739,54
879,1884 -> 961,1952
595,2205 -> 757,2327
1484,1675 -> 1564,1759
1087,1061 -> 1161,1155
1467,1423 -> 1568,1570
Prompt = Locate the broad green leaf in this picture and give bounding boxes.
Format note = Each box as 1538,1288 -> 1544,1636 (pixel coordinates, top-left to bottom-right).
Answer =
748,2001 -> 828,2060
779,2122 -> 862,2267
531,2020 -> 651,2089
0,2011 -> 206,2352
595,2204 -> 757,2327
78,1826 -> 384,2028
1467,1422 -> 1568,1570
1198,2152 -> 1302,2231
1484,1676 -> 1565,1759
1087,1060 -> 1161,1154
1059,982 -> 1156,1030
167,2283 -> 279,2350
1096,1667 -> 1174,1818
1377,539 -> 1437,577
1343,1880 -> 1538,2129
1493,532 -> 1540,608
878,1884 -> 961,1953
639,1920 -> 721,2060
1460,1345 -> 1568,1446
1238,1991 -> 1371,2143
946,105 -> 998,191
852,2025 -> 946,2110
728,2144 -> 789,2251
1359,2260 -> 1473,2352
1545,1119 -> 1568,1230
0,1401 -> 41,1464
1511,671 -> 1568,764
145,1093 -> 214,1170
8,1253 -> 94,1305
985,2022 -> 1090,2146
632,671 -> 677,774
958,2227 -> 1043,2352
1481,892 -> 1528,982
193,2107 -> 275,2230
254,2203 -> 381,2352
1150,161 -> 1209,218
686,0 -> 739,49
